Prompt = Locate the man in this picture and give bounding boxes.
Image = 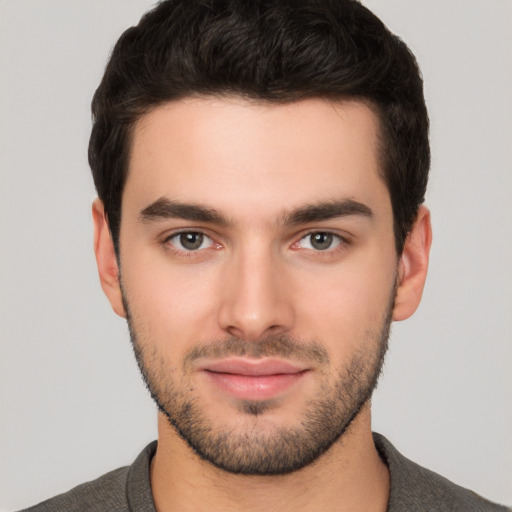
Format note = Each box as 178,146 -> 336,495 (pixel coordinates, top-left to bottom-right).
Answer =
19,1 -> 509,511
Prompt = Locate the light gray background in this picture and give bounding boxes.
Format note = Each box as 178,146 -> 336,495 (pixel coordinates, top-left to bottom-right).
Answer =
1,1 -> 511,510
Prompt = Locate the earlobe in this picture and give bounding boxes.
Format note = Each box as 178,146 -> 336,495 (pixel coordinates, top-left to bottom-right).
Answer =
393,206 -> 432,321
92,198 -> 126,318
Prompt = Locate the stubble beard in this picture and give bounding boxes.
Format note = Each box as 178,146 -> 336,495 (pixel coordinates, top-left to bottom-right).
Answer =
122,291 -> 393,476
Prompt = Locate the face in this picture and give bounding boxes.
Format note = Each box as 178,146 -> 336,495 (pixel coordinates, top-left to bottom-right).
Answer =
113,97 -> 401,474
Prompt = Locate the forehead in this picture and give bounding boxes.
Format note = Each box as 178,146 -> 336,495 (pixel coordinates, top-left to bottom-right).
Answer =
125,96 -> 389,221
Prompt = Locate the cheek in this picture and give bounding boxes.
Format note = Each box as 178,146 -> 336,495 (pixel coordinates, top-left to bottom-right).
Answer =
293,256 -> 396,345
120,252 -> 222,348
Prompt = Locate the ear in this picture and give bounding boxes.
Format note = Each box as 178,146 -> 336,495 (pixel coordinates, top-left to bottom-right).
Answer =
92,198 -> 126,318
393,206 -> 432,321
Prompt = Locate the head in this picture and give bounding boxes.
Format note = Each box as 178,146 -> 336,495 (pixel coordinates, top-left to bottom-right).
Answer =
89,0 -> 429,257
91,0 -> 432,476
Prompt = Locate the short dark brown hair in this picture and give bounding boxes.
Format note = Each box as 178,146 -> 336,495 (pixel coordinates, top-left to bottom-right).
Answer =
89,0 -> 429,254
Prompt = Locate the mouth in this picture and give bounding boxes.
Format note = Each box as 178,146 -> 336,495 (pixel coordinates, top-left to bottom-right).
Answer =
197,358 -> 311,401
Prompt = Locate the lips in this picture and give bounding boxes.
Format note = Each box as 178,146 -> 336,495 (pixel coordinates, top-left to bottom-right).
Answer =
198,358 -> 310,401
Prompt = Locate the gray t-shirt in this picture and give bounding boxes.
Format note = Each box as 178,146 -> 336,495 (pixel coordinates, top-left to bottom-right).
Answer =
20,433 -> 510,512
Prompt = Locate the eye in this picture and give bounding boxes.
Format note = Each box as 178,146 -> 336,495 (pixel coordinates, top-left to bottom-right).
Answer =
297,232 -> 342,251
167,231 -> 214,251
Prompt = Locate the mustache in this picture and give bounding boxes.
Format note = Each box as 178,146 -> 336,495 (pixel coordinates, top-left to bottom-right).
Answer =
183,334 -> 329,367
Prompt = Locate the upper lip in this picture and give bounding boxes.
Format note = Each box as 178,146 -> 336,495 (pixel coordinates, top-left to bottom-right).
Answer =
198,358 -> 309,376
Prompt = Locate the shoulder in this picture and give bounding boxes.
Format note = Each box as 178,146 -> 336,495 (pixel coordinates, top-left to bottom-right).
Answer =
18,466 -> 130,512
18,441 -> 157,512
373,433 -> 511,512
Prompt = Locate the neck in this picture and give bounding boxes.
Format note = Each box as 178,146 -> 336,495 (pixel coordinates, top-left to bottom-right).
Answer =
150,404 -> 390,512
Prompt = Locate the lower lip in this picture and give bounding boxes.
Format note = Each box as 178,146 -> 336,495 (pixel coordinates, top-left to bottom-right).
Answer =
203,371 -> 308,401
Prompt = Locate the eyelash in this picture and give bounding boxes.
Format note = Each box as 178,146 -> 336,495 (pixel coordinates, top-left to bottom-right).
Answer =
163,230 -> 218,256
292,231 -> 349,255
162,230 -> 350,258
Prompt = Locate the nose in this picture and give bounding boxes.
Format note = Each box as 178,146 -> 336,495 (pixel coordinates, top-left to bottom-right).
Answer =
217,245 -> 295,341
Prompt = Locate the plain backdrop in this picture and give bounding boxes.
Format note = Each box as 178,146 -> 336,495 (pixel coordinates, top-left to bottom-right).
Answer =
1,0 -> 511,510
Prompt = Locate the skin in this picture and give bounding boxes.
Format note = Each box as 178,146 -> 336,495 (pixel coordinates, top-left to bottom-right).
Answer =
93,96 -> 431,512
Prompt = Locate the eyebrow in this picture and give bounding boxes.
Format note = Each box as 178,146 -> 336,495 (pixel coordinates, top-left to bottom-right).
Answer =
283,199 -> 373,225
139,197 -> 229,225
139,197 -> 373,226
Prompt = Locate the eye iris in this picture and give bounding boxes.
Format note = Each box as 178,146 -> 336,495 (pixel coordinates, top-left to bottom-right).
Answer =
311,232 -> 333,250
180,232 -> 203,250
